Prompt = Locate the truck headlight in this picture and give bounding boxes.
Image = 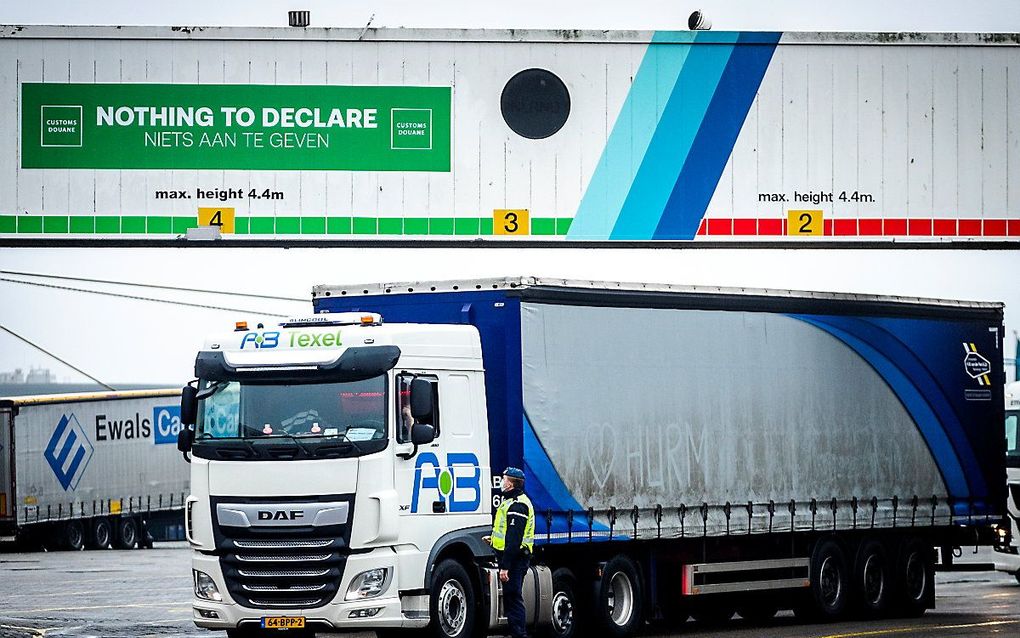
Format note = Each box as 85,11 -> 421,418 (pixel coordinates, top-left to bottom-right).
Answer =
345,567 -> 391,600
194,570 -> 223,602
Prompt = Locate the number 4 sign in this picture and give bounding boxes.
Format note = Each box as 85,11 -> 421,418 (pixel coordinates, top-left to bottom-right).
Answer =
198,207 -> 236,233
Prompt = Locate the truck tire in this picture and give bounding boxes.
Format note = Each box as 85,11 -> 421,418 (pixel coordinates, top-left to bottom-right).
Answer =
62,520 -> 85,551
86,518 -> 112,550
542,568 -> 581,638
594,555 -> 643,638
797,538 -> 850,621
853,540 -> 892,616
428,559 -> 477,638
113,516 -> 138,549
893,539 -> 934,617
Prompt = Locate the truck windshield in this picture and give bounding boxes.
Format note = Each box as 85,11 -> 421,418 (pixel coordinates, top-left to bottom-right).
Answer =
1007,411 -> 1020,459
195,375 -> 387,442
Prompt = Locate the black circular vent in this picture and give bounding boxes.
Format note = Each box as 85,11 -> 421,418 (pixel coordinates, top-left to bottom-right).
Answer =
500,69 -> 570,139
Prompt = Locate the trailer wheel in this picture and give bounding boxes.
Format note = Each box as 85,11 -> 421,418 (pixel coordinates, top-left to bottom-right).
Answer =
853,540 -> 892,616
798,539 -> 849,621
62,520 -> 85,551
428,559 -> 477,638
113,516 -> 138,550
542,568 -> 581,638
893,539 -> 934,617
86,518 -> 112,550
595,555 -> 643,637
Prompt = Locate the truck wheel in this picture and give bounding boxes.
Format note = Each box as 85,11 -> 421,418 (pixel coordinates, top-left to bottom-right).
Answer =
113,516 -> 138,549
853,540 -> 891,616
543,568 -> 581,638
893,539 -> 934,617
428,559 -> 477,638
799,539 -> 849,621
62,520 -> 85,551
595,555 -> 643,638
86,518 -> 112,550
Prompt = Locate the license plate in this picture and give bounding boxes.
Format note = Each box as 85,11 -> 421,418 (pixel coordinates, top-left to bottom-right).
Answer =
260,616 -> 306,630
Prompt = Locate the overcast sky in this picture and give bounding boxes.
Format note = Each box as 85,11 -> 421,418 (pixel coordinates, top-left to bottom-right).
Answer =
1,2 -> 1019,386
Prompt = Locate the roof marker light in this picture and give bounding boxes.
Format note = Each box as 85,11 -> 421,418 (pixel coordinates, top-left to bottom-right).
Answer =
235,321 -> 248,332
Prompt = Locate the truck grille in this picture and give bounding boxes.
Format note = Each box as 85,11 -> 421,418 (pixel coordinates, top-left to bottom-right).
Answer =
220,537 -> 345,609
210,495 -> 354,610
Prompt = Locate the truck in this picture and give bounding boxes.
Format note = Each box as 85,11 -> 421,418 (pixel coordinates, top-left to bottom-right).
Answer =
994,381 -> 1020,581
177,277 -> 1006,637
0,389 -> 188,550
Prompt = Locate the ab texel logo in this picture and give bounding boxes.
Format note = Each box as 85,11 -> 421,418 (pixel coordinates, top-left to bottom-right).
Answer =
44,413 -> 95,491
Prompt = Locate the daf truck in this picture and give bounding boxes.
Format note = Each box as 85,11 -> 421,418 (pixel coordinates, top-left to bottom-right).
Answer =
0,389 -> 188,549
177,277 -> 1006,637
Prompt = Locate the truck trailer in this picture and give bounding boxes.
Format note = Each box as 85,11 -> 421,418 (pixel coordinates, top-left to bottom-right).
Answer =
0,389 -> 188,549
178,277 -> 1006,637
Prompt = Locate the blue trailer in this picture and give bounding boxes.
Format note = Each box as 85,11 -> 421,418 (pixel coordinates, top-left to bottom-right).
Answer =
306,277 -> 1005,632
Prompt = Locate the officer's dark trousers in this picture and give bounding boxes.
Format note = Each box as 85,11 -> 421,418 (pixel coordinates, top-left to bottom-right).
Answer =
504,558 -> 530,638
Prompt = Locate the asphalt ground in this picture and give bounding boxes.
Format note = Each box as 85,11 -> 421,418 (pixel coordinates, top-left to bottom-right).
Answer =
0,543 -> 1017,638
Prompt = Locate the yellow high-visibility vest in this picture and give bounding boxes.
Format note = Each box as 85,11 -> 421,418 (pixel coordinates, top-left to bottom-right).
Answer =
491,493 -> 535,554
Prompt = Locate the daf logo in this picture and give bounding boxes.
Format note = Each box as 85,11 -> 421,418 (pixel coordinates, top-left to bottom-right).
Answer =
216,501 -> 349,528
258,510 -> 305,521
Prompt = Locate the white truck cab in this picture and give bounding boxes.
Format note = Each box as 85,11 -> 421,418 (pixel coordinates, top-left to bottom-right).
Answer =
180,314 -> 494,635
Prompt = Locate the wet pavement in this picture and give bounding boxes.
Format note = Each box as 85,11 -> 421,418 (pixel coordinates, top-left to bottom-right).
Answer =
0,543 -> 1016,637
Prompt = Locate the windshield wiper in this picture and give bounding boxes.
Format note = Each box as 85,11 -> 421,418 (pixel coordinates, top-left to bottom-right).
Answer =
196,380 -> 229,400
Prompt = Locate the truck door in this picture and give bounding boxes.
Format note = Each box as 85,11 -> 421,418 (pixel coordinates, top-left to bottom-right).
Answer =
395,372 -> 487,520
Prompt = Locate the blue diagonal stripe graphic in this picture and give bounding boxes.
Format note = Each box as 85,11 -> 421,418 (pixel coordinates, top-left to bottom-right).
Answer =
610,32 -> 739,239
567,31 -> 695,240
654,32 -> 780,239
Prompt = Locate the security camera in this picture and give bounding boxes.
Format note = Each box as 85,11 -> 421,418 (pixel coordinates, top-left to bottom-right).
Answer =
688,10 -> 712,31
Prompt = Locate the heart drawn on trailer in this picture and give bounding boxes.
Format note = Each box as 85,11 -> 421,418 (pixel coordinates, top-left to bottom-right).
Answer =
585,423 -> 617,490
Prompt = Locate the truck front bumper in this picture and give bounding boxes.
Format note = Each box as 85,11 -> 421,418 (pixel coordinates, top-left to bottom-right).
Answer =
191,549 -> 428,631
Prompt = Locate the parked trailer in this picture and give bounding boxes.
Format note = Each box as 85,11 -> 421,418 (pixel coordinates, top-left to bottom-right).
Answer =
178,278 -> 1005,637
0,390 -> 188,549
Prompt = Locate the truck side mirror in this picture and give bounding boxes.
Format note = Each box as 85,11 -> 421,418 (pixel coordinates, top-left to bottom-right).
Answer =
410,378 -> 434,423
177,426 -> 194,455
178,385 -> 198,462
411,422 -> 436,446
181,385 -> 198,426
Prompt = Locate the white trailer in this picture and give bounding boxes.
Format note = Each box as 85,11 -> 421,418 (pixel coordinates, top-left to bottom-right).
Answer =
1,26 -> 1018,242
0,389 -> 188,549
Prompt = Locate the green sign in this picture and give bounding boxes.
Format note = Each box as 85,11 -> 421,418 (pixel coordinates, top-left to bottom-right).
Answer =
21,83 -> 451,171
